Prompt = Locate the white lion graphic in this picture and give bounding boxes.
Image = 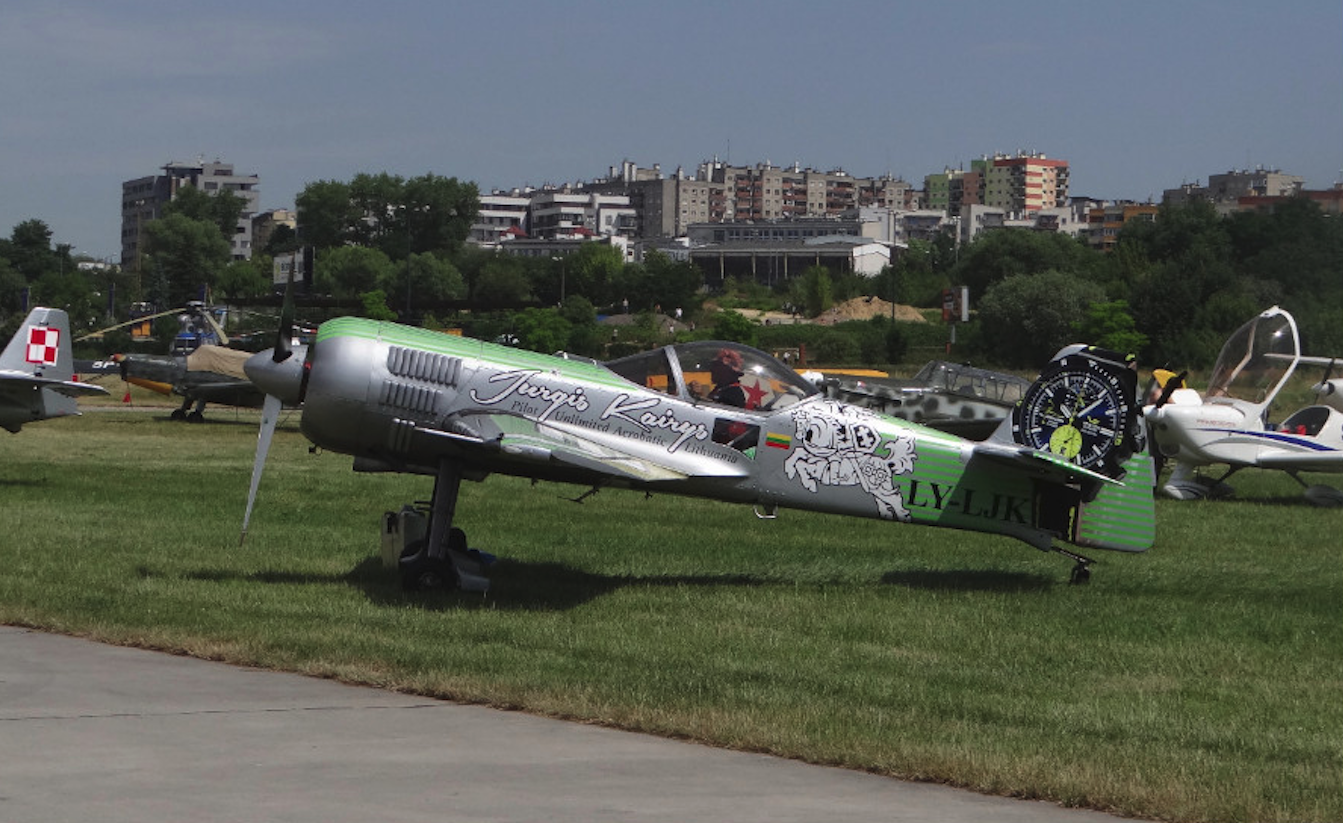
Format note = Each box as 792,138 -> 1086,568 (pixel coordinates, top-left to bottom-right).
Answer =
784,401 -> 915,521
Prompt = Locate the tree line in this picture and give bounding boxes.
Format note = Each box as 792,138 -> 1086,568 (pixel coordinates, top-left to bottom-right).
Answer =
4,176 -> 1339,371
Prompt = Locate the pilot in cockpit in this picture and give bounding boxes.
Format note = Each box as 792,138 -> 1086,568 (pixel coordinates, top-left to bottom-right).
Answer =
708,347 -> 749,408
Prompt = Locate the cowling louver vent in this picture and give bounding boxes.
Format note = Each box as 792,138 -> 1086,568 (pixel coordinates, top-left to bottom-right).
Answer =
379,380 -> 440,416
386,346 -> 461,386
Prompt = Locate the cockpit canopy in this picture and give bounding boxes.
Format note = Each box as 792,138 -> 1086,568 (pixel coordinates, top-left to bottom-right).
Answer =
606,340 -> 819,411
1205,306 -> 1299,410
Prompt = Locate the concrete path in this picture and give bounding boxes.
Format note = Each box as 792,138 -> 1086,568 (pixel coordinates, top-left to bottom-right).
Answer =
0,626 -> 1136,822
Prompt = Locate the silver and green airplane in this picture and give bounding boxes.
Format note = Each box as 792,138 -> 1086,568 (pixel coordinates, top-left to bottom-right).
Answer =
242,316 -> 1156,591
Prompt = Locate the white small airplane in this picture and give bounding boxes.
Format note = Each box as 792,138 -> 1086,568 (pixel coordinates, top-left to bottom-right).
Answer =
1,307 -> 109,433
1146,305 -> 1343,506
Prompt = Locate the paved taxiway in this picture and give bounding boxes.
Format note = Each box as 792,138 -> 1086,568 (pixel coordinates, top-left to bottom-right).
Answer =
1,626 -> 1137,822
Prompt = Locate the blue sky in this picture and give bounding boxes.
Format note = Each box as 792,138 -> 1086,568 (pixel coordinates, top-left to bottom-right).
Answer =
2,0 -> 1340,262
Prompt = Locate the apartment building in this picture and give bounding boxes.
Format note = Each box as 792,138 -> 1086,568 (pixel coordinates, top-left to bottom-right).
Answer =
470,191 -> 531,245
925,159 -> 988,216
120,159 -> 260,268
1163,168 -> 1305,215
1086,202 -> 1159,252
983,152 -> 1069,214
583,160 -> 914,238
526,189 -> 638,241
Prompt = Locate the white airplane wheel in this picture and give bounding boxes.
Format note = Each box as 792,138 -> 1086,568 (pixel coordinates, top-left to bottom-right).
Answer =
1162,481 -> 1208,501
1302,485 -> 1343,507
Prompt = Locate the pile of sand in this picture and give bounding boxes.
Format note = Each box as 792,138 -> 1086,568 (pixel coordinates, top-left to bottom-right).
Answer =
812,297 -> 927,325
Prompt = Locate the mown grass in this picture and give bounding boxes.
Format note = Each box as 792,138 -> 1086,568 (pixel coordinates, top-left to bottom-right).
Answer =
3,410 -> 1341,823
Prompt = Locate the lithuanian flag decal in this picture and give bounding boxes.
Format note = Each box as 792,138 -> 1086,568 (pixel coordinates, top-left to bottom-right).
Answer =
765,432 -> 792,450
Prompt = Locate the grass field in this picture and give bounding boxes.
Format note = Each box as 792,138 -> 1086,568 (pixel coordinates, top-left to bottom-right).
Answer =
3,409 -> 1341,823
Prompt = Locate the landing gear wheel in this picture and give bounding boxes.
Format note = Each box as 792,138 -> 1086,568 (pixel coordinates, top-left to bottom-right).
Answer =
400,549 -> 456,592
398,527 -> 470,592
1069,562 -> 1092,585
186,411 -> 204,423
170,408 -> 186,421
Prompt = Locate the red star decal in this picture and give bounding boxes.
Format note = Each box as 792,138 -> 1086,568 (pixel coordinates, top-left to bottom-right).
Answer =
741,378 -> 768,410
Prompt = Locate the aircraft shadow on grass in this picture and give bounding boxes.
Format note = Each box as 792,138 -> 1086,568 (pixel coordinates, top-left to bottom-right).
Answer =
879,568 -> 1054,592
146,556 -> 1055,613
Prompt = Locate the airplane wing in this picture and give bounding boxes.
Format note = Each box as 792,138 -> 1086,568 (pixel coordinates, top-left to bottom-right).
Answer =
417,410 -> 744,483
183,380 -> 264,407
0,372 -> 109,398
1255,451 -> 1343,472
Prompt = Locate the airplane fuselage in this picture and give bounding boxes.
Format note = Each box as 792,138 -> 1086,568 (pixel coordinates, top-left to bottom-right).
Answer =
1150,399 -> 1343,468
296,319 -> 1151,554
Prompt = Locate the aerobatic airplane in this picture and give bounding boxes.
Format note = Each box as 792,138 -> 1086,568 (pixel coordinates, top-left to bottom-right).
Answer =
240,309 -> 1158,591
1,307 -> 109,433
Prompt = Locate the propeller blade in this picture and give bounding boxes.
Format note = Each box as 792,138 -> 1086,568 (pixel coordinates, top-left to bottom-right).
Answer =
273,270 -> 296,363
1318,359 -> 1336,400
1153,370 -> 1188,410
241,393 -> 283,545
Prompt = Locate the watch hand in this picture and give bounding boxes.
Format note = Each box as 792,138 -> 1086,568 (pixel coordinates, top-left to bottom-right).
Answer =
1076,396 -> 1107,419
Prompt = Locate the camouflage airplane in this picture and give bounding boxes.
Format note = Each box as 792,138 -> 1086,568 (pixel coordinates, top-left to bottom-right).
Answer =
241,313 -> 1157,591
1,307 -> 109,433
819,360 -> 1032,440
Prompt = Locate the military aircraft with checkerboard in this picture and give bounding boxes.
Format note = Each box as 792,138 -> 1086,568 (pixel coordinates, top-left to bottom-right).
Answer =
1,306 -> 109,433
240,302 -> 1158,590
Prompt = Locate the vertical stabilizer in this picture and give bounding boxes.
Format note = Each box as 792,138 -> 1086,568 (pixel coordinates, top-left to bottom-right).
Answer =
1001,344 -> 1157,553
2,307 -> 76,380
1,307 -> 106,432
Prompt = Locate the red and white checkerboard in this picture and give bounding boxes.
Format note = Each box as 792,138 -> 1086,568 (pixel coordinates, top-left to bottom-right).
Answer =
25,326 -> 59,366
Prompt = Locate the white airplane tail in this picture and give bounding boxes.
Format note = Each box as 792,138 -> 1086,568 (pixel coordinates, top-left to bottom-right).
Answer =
1,307 -> 107,432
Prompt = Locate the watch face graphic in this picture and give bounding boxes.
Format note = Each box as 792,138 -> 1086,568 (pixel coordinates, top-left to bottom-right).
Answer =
1013,353 -> 1137,473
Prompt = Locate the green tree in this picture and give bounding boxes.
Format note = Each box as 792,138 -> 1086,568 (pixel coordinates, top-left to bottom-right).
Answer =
388,252 -> 466,317
564,242 -> 625,307
0,258 -> 27,315
313,245 -> 395,299
295,180 -> 358,250
295,172 -> 479,259
7,219 -> 56,281
474,256 -> 533,308
514,307 -> 572,353
359,290 -> 398,321
712,309 -> 758,345
261,223 -> 300,257
140,212 -> 232,306
890,240 -> 950,307
1073,299 -> 1148,357
800,266 -> 833,317
951,229 -> 1099,297
215,260 -> 273,300
163,186 -> 245,240
401,173 -> 479,258
31,269 -> 98,332
976,270 -> 1105,367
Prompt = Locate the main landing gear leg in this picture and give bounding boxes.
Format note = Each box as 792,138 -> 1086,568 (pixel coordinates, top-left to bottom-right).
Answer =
1052,545 -> 1094,585
399,460 -> 490,593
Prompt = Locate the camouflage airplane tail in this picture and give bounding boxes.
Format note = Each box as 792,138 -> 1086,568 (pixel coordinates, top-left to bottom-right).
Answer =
997,344 -> 1157,555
